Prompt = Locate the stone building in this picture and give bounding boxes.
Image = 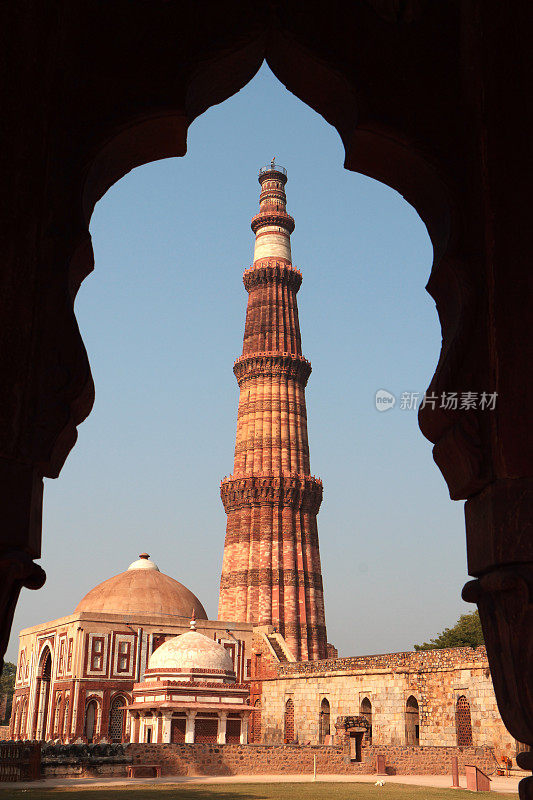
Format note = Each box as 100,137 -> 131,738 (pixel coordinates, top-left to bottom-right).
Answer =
10,554 -> 253,743
247,630 -> 517,758
127,617 -> 252,744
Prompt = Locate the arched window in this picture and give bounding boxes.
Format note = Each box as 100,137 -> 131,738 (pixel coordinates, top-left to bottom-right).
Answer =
12,700 -> 20,738
360,697 -> 372,744
85,699 -> 98,743
456,695 -> 473,746
109,695 -> 126,742
53,693 -> 62,736
319,698 -> 330,744
251,699 -> 261,743
21,697 -> 28,738
405,695 -> 420,745
62,697 -> 69,739
284,698 -> 294,743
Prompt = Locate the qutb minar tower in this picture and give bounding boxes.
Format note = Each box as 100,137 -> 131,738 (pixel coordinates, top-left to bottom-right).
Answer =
218,161 -> 327,661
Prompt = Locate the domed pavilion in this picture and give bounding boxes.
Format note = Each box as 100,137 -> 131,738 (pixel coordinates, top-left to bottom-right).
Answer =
10,554 -> 253,744
127,616 -> 252,744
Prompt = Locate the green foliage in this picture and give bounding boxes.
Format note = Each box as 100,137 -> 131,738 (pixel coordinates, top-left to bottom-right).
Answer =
414,610 -> 484,651
0,662 -> 16,724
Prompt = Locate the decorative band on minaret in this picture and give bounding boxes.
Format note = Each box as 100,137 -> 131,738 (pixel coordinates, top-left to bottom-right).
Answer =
218,161 -> 327,661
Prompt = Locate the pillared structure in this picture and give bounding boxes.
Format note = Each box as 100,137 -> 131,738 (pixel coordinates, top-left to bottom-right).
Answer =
218,163 -> 327,661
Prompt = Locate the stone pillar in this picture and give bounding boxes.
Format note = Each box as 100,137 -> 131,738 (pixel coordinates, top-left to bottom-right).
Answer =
161,712 -> 172,744
36,679 -> 47,740
185,710 -> 196,744
131,713 -> 140,744
217,711 -> 228,744
240,715 -> 249,745
155,712 -> 163,743
30,678 -> 40,740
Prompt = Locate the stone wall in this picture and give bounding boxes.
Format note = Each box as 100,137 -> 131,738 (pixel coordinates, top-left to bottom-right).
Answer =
34,741 -> 501,778
258,646 -> 515,754
40,742 -> 131,778
128,743 -> 498,777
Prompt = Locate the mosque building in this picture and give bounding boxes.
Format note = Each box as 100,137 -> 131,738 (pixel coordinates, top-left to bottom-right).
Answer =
9,554 -> 253,744
8,164 -> 519,760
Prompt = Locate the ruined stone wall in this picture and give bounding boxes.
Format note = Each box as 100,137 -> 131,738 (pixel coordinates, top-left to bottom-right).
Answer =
127,742 -> 498,777
259,647 -> 514,754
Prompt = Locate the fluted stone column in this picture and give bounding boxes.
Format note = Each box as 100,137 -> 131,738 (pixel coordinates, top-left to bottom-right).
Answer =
219,163 -> 327,660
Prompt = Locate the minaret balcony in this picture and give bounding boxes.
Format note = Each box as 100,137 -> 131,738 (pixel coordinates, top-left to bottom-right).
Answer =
220,473 -> 323,514
243,261 -> 302,292
250,210 -> 295,235
233,352 -> 311,387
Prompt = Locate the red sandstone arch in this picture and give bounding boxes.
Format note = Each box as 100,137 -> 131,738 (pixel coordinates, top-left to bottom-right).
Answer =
33,647 -> 52,741
360,697 -> 372,744
319,698 -> 331,744
1,5 -> 533,791
108,694 -> 127,743
284,698 -> 295,743
405,695 -> 420,746
456,695 -> 473,747
84,697 -> 100,744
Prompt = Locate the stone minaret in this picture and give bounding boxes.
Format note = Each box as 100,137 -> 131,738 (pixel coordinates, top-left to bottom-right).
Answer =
218,161 -> 327,661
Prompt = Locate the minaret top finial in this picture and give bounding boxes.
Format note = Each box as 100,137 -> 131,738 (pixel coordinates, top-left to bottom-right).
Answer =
271,156 -> 276,168
190,609 -> 197,631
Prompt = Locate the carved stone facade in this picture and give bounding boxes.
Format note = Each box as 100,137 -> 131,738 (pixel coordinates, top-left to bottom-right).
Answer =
218,166 -> 327,662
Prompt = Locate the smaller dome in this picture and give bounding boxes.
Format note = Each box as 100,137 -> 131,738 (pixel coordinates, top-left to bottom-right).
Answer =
147,624 -> 234,681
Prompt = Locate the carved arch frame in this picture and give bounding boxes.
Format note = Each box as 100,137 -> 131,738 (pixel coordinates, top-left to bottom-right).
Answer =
1,2 -> 532,793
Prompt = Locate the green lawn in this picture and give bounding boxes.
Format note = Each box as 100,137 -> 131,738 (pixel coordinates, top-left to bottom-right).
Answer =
0,783 -> 518,800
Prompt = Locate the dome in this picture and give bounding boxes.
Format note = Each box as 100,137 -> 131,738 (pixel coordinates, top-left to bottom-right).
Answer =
74,554 -> 208,619
147,621 -> 235,680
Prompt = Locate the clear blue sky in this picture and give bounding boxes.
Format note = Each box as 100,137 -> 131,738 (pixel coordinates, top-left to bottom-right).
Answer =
7,64 -> 473,662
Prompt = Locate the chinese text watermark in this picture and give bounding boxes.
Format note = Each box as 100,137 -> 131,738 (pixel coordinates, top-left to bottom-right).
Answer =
375,390 -> 497,413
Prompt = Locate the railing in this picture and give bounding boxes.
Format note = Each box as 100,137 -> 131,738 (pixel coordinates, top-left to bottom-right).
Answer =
259,163 -> 287,177
0,741 -> 41,782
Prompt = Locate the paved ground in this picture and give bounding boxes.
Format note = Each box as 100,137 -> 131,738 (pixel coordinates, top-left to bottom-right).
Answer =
5,772 -> 522,795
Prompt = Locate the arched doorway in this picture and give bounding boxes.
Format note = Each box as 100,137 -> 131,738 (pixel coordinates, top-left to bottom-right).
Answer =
319,698 -> 330,744
361,697 -> 372,744
108,695 -> 126,742
35,648 -> 52,740
84,699 -> 98,743
284,698 -> 294,743
405,695 -> 419,746
456,695 -> 473,747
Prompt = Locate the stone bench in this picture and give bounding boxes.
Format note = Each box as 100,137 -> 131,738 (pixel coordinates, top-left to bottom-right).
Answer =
127,764 -> 161,778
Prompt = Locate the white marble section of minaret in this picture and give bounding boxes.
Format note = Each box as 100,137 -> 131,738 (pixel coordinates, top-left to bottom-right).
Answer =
253,226 -> 292,262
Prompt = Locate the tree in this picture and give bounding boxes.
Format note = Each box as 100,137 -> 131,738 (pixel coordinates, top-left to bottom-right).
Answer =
0,662 -> 16,724
414,610 -> 484,651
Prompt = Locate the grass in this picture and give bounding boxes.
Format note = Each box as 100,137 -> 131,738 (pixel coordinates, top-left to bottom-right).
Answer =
0,783 -> 518,800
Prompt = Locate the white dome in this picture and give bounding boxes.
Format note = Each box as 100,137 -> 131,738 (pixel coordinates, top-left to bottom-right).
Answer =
148,630 -> 234,676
